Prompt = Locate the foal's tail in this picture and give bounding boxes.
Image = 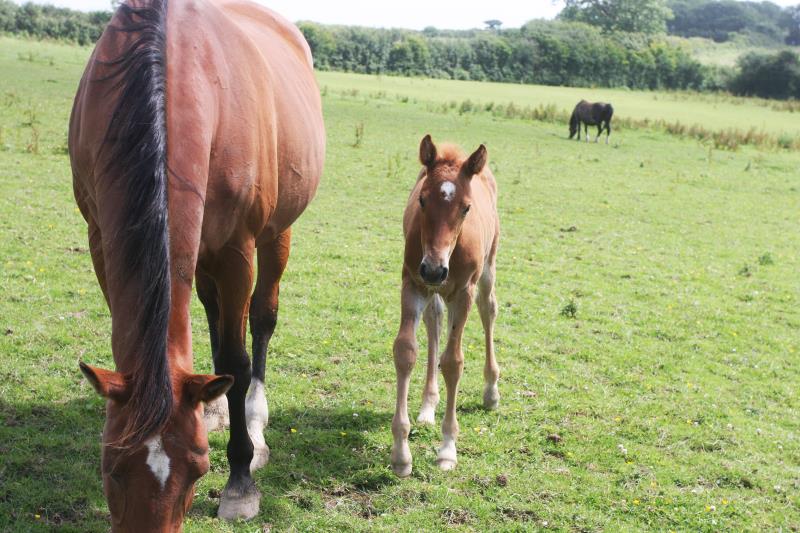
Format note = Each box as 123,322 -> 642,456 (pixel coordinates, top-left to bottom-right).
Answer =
568,109 -> 579,139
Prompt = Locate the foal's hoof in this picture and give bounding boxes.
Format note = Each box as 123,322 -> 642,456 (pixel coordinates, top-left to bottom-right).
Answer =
218,480 -> 260,521
203,395 -> 229,433
416,407 -> 436,425
436,457 -> 457,471
391,461 -> 413,478
483,384 -> 500,411
250,443 -> 270,473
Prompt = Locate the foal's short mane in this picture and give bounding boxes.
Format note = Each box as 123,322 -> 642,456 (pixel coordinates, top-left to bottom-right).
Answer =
98,0 -> 172,449
434,143 -> 466,166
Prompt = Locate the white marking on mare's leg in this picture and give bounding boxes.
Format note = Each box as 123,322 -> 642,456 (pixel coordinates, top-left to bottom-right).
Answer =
145,436 -> 170,490
246,378 -> 270,473
440,181 -> 456,202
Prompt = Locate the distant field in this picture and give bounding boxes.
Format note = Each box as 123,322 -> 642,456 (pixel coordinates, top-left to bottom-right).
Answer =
317,70 -> 800,139
1,36 -> 799,532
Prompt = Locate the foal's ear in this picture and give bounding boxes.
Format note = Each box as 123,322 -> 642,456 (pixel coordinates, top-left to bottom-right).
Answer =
79,361 -> 130,403
419,134 -> 437,167
462,144 -> 487,178
184,374 -> 234,406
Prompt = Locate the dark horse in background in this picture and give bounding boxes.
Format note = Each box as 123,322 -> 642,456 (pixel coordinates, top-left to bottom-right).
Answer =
569,100 -> 614,144
69,0 -> 325,529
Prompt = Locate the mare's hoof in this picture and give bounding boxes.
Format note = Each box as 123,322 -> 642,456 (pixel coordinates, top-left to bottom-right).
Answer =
203,396 -> 229,433
218,481 -> 260,521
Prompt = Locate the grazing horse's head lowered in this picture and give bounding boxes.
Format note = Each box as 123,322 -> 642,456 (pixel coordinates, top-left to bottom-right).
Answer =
80,363 -> 232,531
415,134 -> 487,286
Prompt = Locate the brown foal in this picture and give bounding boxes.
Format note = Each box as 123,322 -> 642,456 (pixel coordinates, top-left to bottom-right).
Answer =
391,135 -> 500,476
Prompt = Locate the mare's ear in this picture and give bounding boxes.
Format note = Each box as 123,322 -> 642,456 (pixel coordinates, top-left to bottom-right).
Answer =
79,361 -> 130,403
419,134 -> 437,167
184,374 -> 234,406
462,144 -> 487,178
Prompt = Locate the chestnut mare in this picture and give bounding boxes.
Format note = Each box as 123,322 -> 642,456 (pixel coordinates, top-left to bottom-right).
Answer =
391,135 -> 500,476
69,0 -> 324,529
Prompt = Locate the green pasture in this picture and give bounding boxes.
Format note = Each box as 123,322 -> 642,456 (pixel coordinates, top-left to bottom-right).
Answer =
1,36 -> 799,532
318,70 -> 800,139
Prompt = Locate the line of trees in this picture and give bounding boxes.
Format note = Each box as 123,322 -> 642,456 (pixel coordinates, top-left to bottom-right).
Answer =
2,0 -> 799,99
301,21 -> 711,91
0,0 -> 110,45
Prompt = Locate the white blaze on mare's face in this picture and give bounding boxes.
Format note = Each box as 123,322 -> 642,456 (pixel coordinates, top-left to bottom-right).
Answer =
440,181 -> 456,202
145,435 -> 171,490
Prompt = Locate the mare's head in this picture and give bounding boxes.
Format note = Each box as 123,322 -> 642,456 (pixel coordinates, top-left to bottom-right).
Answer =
415,134 -> 487,286
80,362 -> 233,532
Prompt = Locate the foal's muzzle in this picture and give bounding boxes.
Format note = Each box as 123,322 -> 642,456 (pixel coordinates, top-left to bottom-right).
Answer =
420,260 -> 448,285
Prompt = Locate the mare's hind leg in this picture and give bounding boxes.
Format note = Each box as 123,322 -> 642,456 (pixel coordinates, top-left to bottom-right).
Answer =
417,294 -> 443,425
197,270 -> 229,433
585,124 -> 590,143
205,242 -> 261,521
477,260 -> 500,410
595,124 -> 602,143
246,228 -> 291,473
606,122 -> 611,145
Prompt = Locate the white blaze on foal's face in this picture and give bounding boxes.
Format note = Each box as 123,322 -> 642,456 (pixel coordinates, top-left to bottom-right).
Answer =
440,181 -> 456,202
144,435 -> 171,490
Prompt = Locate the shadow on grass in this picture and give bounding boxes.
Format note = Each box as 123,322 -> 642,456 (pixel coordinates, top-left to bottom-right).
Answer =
196,404 -> 398,527
1,395 -> 399,530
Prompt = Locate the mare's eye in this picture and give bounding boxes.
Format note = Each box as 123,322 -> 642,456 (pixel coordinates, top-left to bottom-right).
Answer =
462,205 -> 471,216
419,196 -> 426,208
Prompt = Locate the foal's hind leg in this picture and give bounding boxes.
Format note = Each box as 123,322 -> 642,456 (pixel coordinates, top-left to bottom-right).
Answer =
197,270 -> 229,433
207,242 -> 261,521
477,262 -> 500,410
417,294 -> 443,425
246,229 -> 291,473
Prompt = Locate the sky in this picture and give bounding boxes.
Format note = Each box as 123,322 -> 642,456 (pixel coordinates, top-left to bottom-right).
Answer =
15,0 -> 800,30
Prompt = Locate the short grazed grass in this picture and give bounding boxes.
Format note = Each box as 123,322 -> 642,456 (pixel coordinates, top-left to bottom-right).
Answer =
1,36 -> 799,532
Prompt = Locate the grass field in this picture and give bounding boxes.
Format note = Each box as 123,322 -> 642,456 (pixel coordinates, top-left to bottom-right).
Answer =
1,36 -> 799,532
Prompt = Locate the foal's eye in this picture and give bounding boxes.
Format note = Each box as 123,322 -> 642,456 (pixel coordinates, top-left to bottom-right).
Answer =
462,205 -> 471,216
419,196 -> 426,208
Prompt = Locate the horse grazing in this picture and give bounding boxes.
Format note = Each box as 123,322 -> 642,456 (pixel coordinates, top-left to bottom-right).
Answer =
569,99 -> 614,144
391,135 -> 500,477
69,0 -> 324,529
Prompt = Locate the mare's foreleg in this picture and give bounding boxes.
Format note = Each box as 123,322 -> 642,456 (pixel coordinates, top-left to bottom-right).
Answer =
197,270 -> 229,433
206,242 -> 261,521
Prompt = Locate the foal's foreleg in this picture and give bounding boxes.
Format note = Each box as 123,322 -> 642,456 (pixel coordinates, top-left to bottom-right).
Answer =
477,265 -> 500,410
417,294 -> 443,425
391,280 -> 427,477
437,285 -> 474,471
246,229 -> 291,473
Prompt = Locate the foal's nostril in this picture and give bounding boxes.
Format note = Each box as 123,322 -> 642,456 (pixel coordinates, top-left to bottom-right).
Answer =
419,263 -> 428,279
439,267 -> 449,282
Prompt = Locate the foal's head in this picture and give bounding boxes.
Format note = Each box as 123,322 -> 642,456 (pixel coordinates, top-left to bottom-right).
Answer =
415,134 -> 487,286
80,363 -> 232,532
